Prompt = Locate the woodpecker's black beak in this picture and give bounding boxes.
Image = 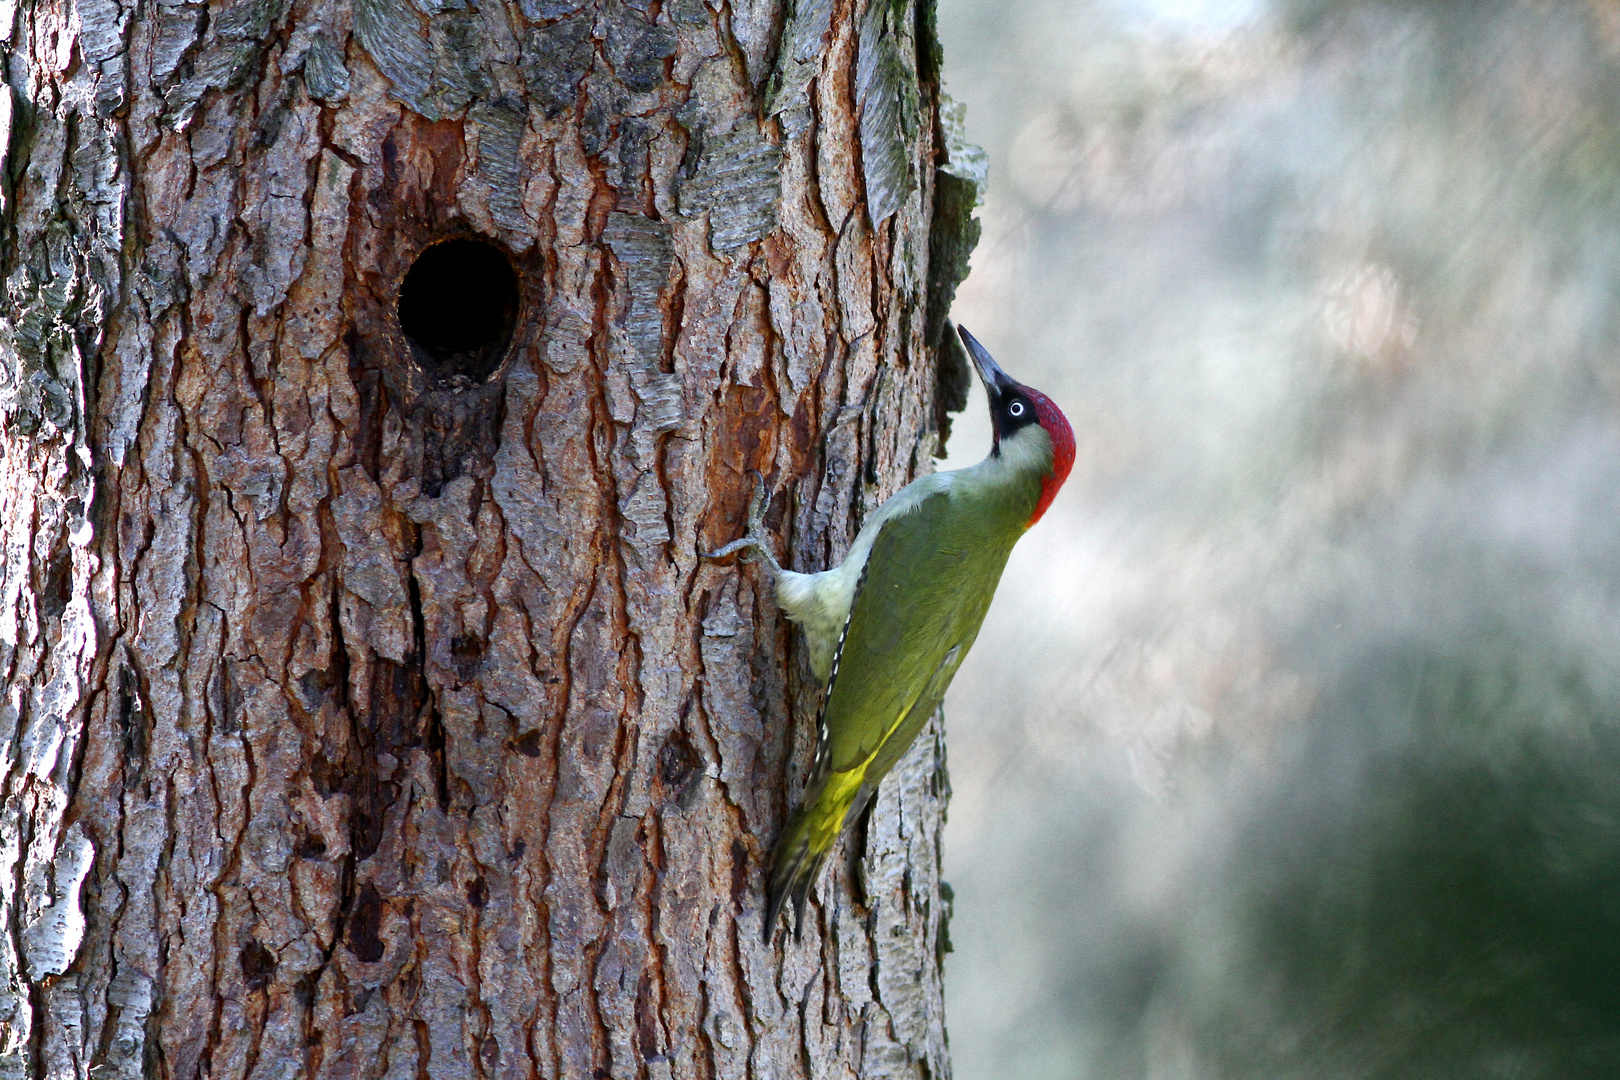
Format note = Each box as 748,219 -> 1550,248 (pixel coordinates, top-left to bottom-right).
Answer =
958,325 -> 1015,396
958,326 -> 1030,449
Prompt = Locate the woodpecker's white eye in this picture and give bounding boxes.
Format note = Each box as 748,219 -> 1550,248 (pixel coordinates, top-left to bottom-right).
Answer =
1008,401 -> 1026,418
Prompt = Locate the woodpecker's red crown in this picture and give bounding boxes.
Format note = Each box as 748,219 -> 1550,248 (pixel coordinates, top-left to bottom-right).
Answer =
1023,386 -> 1074,527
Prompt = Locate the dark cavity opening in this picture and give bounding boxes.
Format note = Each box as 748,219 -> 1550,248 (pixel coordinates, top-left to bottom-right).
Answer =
398,238 -> 519,384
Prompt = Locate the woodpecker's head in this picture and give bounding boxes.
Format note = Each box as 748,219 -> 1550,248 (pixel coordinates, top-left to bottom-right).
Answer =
958,325 -> 1076,527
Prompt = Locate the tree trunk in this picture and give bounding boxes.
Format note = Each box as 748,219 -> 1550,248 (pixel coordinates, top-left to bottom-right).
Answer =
0,0 -> 981,1076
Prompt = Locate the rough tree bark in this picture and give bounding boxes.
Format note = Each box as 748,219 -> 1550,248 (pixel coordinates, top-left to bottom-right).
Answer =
0,0 -> 983,1075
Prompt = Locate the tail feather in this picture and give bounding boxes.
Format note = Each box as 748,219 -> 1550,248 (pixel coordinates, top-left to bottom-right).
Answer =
763,805 -> 835,942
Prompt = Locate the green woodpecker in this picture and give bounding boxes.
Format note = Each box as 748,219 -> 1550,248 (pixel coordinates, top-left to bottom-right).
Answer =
707,326 -> 1076,935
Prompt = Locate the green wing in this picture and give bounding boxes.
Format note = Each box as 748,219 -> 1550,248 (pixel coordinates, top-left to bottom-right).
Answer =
820,486 -> 1023,781
764,481 -> 1035,934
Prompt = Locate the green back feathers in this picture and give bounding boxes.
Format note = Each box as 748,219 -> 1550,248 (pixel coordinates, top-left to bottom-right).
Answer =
765,471 -> 1041,935
822,480 -> 1033,774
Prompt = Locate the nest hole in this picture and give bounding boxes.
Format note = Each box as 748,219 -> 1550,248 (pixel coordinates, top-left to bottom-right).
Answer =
398,238 -> 519,384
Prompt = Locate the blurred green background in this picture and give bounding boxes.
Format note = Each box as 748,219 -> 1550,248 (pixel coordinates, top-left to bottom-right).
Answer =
931,0 -> 1620,1076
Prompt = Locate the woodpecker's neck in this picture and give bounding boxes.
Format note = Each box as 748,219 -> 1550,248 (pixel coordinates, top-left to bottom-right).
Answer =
951,424 -> 1053,531
989,423 -> 1055,479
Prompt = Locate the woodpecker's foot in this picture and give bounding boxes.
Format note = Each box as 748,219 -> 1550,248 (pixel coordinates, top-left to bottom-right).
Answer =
703,472 -> 782,575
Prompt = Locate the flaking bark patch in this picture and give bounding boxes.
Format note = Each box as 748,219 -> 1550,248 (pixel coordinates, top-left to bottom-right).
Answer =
523,17 -> 597,118
678,126 -> 784,252
856,0 -> 922,227
469,100 -> 531,235
354,0 -> 489,121
766,0 -> 836,115
925,95 -> 986,445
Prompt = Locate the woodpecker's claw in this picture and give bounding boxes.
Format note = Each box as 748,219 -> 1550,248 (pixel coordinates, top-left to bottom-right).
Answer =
703,471 -> 782,575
